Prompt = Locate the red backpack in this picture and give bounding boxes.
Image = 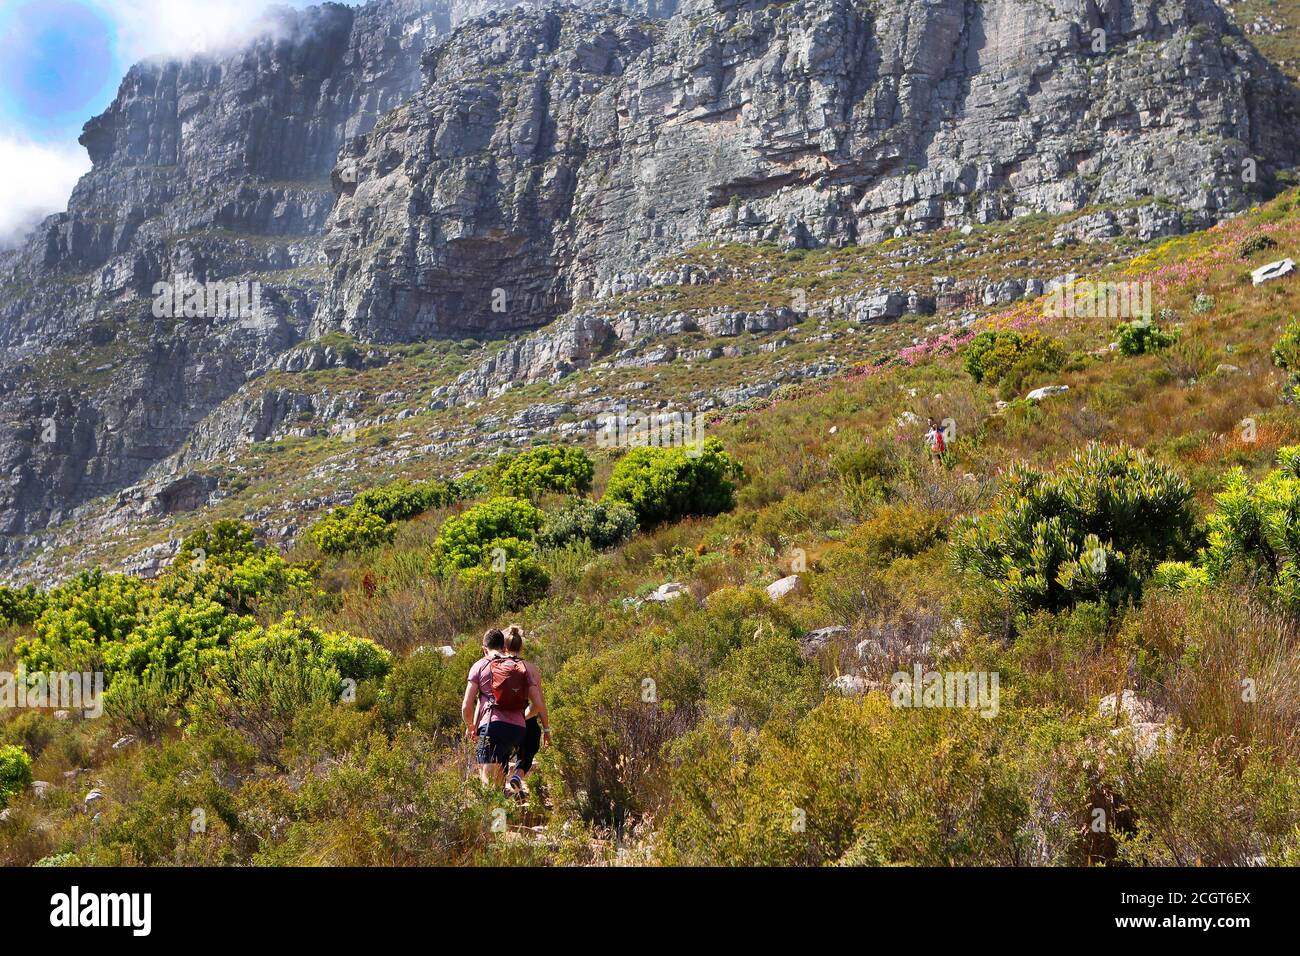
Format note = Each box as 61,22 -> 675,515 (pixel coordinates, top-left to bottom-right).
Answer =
488,656 -> 529,713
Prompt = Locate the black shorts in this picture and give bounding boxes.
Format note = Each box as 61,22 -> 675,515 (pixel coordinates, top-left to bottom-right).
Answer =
516,716 -> 542,774
476,720 -> 525,766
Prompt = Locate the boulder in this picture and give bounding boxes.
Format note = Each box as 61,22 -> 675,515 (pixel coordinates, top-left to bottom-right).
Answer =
112,735 -> 137,750
799,625 -> 847,659
642,582 -> 692,604
828,675 -> 871,696
32,781 -> 50,799
765,575 -> 805,602
1251,258 -> 1295,286
1026,385 -> 1069,402
1100,690 -> 1171,758
1099,689 -> 1158,724
856,639 -> 887,659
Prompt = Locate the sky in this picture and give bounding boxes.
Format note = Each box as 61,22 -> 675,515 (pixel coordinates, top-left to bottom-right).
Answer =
0,0 -> 360,249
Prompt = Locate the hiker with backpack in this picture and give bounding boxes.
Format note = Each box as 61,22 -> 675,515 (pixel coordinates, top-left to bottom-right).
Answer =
925,417 -> 947,465
503,624 -> 551,797
462,627 -> 541,789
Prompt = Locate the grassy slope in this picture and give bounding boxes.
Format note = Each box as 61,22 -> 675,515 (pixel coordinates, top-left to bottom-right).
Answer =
12,203 -> 1153,579
4,190 -> 1300,865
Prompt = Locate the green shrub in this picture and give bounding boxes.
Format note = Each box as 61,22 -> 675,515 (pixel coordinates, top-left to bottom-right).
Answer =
951,443 -> 1197,613
432,497 -> 549,608
1237,233 -> 1278,259
963,330 -> 1064,386
851,503 -> 948,563
1272,321 -> 1300,372
353,478 -> 461,522
378,646 -> 469,735
453,545 -> 552,610
494,448 -> 594,499
1149,561 -> 1209,592
433,497 -> 544,571
659,697 -> 1099,866
309,507 -> 397,555
189,623 -> 353,765
16,570 -> 156,674
0,585 -> 46,627
1108,734 -> 1300,866
548,632 -> 704,826
1196,446 -> 1300,610
103,673 -> 181,742
238,613 -> 391,684
176,520 -> 258,570
1116,321 -> 1177,356
0,744 -> 33,809
603,437 -> 742,528
831,442 -> 899,509
538,498 -> 638,550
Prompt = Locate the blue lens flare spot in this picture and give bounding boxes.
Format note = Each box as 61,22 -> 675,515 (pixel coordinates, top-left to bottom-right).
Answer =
0,0 -> 117,136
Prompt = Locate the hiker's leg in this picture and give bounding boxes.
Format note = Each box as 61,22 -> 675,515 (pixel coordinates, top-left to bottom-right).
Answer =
474,726 -> 498,786
483,721 -> 524,789
517,716 -> 542,780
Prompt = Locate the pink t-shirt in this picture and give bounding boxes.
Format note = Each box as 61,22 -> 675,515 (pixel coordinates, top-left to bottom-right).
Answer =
468,655 -> 538,728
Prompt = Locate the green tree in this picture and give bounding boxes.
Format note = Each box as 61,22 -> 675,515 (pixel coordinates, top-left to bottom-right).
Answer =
603,438 -> 742,528
495,448 -> 595,499
0,745 -> 33,809
952,443 -> 1197,613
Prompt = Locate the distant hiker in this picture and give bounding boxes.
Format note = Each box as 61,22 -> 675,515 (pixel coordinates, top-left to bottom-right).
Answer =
503,624 -> 551,798
462,627 -> 538,789
925,417 -> 947,465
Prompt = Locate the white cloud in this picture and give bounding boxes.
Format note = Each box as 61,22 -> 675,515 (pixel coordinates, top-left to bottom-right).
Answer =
92,0 -> 358,64
0,1 -> 365,248
0,136 -> 91,249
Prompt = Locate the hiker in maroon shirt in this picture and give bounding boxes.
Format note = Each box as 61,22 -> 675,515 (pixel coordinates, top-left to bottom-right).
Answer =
462,627 -> 543,789
503,624 -> 551,798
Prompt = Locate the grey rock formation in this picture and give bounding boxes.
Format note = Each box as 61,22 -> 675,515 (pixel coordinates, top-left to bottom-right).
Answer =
2,0 -> 1299,569
0,0 -> 456,553
316,0 -> 1300,346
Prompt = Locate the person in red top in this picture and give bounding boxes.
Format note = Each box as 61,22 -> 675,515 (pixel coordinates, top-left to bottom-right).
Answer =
462,627 -> 542,789
503,624 -> 551,797
925,417 -> 947,466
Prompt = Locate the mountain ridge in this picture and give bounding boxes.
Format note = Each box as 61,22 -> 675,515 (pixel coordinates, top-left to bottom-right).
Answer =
3,0 -> 1300,575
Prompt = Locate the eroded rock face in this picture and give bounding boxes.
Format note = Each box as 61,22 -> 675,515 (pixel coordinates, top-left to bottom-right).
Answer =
0,0 -> 464,553
316,0 -> 1300,345
1,0 -> 1299,566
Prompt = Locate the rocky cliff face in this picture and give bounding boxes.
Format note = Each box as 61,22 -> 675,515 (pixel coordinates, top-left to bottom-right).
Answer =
316,0 -> 1300,344
0,0 -> 499,553
1,0 -> 1298,569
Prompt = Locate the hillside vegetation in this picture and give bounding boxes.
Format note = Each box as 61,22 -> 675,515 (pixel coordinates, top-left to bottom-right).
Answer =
5,190 -> 1300,865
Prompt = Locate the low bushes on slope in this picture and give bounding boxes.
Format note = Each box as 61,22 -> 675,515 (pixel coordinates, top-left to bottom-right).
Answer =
603,437 -> 743,528
490,447 -> 595,499
952,443 -> 1198,613
309,477 -> 467,555
0,744 -> 33,809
